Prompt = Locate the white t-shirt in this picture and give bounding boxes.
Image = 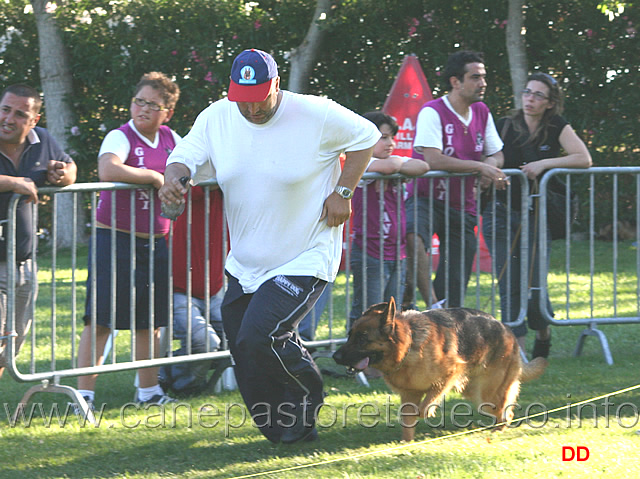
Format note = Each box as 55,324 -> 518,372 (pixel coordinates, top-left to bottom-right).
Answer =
167,91 -> 380,293
98,119 -> 182,160
413,96 -> 502,156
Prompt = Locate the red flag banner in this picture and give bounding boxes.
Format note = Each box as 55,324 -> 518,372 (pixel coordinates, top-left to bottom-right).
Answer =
382,54 -> 433,158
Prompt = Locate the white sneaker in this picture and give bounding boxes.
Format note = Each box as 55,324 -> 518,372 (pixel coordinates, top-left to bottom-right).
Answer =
136,393 -> 176,406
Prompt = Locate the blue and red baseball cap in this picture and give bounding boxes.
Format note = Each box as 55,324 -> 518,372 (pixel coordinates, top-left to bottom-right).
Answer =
228,49 -> 279,102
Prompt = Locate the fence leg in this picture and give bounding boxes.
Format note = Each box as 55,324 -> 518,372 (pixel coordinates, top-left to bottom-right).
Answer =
573,323 -> 614,365
15,380 -> 98,426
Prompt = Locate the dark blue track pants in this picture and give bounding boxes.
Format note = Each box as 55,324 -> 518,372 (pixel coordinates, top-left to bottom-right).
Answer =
221,273 -> 327,442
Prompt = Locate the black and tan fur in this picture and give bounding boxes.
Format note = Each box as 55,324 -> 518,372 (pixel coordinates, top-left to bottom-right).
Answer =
333,297 -> 547,441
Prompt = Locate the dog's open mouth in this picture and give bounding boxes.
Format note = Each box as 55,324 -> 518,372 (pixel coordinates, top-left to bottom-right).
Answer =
346,357 -> 370,375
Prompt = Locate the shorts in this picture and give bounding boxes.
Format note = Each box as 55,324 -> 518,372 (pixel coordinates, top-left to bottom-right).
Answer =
83,228 -> 169,330
405,194 -> 438,249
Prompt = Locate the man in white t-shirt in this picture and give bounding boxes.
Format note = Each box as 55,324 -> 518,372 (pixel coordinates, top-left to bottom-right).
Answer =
403,50 -> 506,310
160,49 -> 379,444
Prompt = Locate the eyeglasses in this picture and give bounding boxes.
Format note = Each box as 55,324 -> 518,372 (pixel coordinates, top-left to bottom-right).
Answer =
131,97 -> 167,111
521,89 -> 549,101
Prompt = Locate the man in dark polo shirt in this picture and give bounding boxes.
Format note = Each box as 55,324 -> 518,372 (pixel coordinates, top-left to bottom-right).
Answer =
0,84 -> 77,379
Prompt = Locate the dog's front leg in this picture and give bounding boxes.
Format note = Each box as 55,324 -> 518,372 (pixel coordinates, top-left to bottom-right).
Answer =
418,395 -> 444,419
417,384 -> 449,419
399,391 -> 424,442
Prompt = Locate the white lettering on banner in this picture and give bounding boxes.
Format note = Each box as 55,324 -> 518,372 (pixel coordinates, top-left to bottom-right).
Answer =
402,118 -> 415,131
396,131 -> 414,141
393,117 -> 416,154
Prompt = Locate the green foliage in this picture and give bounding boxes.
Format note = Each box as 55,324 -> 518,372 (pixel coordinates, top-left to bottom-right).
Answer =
0,0 -> 637,217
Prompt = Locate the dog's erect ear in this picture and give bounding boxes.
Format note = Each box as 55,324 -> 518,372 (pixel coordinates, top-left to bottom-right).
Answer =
362,301 -> 390,316
380,296 -> 397,336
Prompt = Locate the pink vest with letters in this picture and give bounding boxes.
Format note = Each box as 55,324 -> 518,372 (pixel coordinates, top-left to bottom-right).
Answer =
96,123 -> 175,234
408,98 -> 489,216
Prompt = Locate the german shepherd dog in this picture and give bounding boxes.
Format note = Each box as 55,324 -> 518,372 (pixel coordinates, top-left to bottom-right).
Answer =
333,297 -> 547,441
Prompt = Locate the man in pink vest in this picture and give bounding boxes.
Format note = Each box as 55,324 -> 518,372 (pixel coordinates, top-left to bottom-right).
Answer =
404,51 -> 507,309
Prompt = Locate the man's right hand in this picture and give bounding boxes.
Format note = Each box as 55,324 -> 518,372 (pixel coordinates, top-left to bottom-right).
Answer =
159,163 -> 191,206
13,177 -> 39,203
479,163 -> 509,190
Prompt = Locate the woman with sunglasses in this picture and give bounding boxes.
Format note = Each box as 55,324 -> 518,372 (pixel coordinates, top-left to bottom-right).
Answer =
482,72 -> 591,360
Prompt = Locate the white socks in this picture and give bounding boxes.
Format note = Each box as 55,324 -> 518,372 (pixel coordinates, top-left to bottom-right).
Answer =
136,384 -> 164,402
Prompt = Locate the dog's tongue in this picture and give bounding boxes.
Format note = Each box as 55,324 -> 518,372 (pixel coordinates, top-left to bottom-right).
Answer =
355,357 -> 369,370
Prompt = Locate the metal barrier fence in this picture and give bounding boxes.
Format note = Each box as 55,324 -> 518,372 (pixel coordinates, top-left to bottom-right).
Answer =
3,167 -> 638,416
538,167 -> 640,364
4,181 -> 234,422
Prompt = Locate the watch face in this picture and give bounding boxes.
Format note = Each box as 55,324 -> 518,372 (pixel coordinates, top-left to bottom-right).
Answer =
336,186 -> 353,199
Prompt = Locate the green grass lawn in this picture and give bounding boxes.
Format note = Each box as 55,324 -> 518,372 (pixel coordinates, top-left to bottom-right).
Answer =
1,240 -> 639,478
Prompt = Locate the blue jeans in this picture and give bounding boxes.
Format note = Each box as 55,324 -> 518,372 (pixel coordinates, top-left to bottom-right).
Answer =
159,290 -> 224,391
0,259 -> 36,368
349,242 -> 405,322
482,202 -> 553,338
173,291 -> 224,355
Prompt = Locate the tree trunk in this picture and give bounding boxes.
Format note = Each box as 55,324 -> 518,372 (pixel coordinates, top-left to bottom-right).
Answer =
287,0 -> 331,93
505,0 -> 528,110
32,0 -> 84,248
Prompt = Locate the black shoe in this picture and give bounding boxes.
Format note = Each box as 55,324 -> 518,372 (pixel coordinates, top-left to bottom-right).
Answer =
279,395 -> 318,444
281,425 -> 318,444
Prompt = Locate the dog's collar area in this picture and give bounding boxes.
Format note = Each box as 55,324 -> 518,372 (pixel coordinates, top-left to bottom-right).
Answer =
389,328 -> 413,373
391,346 -> 411,373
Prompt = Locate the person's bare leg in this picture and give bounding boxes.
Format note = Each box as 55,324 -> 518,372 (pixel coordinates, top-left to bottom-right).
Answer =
77,324 -> 111,391
407,233 -> 437,306
403,233 -> 419,308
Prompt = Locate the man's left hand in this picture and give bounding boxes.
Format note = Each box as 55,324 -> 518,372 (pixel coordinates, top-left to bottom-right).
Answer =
46,160 -> 67,185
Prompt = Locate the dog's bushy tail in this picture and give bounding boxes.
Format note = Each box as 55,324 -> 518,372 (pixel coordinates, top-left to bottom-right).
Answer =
520,357 -> 548,382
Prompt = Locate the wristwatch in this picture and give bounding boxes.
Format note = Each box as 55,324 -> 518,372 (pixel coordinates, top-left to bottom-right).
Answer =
334,185 -> 354,200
